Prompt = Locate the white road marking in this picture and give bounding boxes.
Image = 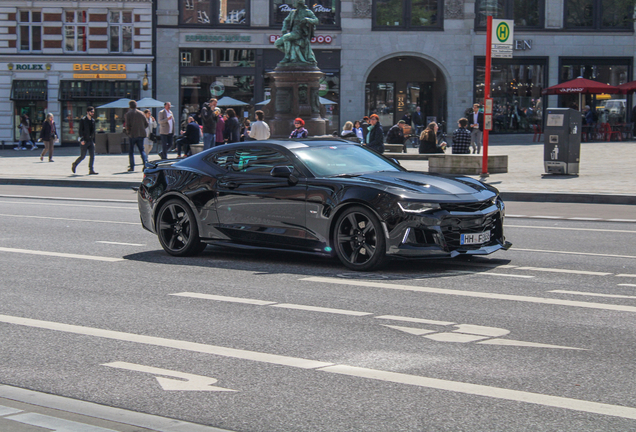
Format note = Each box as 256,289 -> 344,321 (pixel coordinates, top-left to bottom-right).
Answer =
96,241 -> 145,246
617,274 -> 636,278
550,290 -> 636,299
271,304 -> 373,316
478,339 -> 586,350
515,267 -> 611,276
317,365 -> 636,420
0,405 -> 23,416
512,248 -> 636,260
1,314 -> 633,420
568,217 -> 603,221
506,215 -> 636,223
0,247 -> 124,262
0,214 -> 137,225
609,219 -> 636,223
473,272 -> 535,279
170,292 -> 277,305
0,194 -> 136,203
619,284 -> 636,287
4,412 -> 118,431
380,325 -> 437,336
301,277 -> 636,313
374,315 -> 455,326
506,225 -> 636,234
425,333 -> 489,343
102,362 -> 235,392
453,324 -> 510,337
0,200 -> 137,210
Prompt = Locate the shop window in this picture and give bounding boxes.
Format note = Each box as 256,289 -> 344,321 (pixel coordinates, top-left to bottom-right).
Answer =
365,82 -> 395,127
180,49 -> 255,67
565,0 -> 634,29
180,0 -> 249,26
373,0 -> 442,30
181,74 -> 254,120
18,10 -> 42,52
10,80 -> 48,101
64,10 -> 88,52
474,57 -> 547,133
109,11 -> 133,53
271,0 -> 339,27
475,0 -> 543,29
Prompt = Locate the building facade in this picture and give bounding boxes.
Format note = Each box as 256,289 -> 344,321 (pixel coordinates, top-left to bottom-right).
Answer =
0,0 -> 154,145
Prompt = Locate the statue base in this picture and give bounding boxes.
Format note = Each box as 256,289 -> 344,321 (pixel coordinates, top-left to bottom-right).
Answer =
264,66 -> 327,138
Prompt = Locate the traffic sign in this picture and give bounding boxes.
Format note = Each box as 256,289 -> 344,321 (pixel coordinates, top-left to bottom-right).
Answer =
491,19 -> 514,59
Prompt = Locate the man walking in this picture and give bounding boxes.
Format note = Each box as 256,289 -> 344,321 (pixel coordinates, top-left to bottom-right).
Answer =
201,98 -> 218,150
158,101 -> 175,159
469,103 -> 484,154
124,100 -> 149,172
72,106 -> 98,175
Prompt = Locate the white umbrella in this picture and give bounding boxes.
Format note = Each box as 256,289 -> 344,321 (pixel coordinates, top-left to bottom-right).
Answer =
216,96 -> 250,107
255,97 -> 337,105
96,98 -> 131,109
136,97 -> 165,108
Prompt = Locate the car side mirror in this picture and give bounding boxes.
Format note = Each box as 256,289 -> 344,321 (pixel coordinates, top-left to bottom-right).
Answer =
270,165 -> 293,178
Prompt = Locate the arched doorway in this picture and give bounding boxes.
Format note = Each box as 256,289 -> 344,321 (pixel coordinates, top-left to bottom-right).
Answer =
365,56 -> 447,133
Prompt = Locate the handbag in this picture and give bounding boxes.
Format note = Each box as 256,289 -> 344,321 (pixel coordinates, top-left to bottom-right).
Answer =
148,132 -> 157,142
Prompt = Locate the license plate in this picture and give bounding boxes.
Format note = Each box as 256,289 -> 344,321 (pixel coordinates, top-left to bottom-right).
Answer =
460,231 -> 490,245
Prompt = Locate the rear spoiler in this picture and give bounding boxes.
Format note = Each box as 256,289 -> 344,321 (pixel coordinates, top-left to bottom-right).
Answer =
144,158 -> 177,170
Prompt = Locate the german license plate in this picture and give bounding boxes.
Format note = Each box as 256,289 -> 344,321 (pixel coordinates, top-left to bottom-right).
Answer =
460,231 -> 490,245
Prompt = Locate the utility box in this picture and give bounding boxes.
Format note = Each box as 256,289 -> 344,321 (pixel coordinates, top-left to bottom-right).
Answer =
544,108 -> 581,175
543,108 -> 583,174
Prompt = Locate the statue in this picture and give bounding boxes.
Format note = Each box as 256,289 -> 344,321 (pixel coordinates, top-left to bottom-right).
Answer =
274,0 -> 319,66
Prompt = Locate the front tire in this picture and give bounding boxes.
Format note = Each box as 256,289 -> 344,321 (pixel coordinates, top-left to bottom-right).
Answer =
156,199 -> 206,256
334,206 -> 386,271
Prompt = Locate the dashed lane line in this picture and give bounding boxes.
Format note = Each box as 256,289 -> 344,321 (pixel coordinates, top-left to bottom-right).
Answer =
617,274 -> 636,278
549,290 -> 636,300
514,267 -> 611,276
511,248 -> 636,260
618,284 -> 636,287
0,247 -> 124,262
2,313 -> 636,421
507,215 -> 636,223
300,277 -> 636,313
0,214 -> 137,225
96,241 -> 145,246
0,200 -> 137,210
0,194 -> 136,204
505,225 -> 636,234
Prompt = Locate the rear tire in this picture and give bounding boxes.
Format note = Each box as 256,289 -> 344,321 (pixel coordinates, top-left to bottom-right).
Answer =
333,206 -> 386,271
156,199 -> 206,256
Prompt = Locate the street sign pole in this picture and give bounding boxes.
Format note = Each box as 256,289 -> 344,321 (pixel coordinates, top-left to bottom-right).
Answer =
482,15 -> 493,176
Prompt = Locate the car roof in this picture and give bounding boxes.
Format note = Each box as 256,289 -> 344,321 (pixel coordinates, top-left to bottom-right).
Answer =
214,138 -> 353,151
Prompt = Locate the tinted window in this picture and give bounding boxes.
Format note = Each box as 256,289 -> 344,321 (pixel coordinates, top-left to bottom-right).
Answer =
231,147 -> 293,176
293,145 -> 401,177
206,149 -> 235,170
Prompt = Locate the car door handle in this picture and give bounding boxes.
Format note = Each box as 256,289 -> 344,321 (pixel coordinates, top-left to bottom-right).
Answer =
219,181 -> 237,189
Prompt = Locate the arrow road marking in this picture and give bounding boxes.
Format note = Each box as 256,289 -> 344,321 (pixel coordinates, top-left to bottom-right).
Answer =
102,362 -> 235,392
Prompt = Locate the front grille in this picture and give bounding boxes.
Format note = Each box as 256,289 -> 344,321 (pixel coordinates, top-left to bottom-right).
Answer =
440,212 -> 502,250
440,200 -> 494,213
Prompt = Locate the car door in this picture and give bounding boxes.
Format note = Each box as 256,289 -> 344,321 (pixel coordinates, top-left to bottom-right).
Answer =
215,146 -> 310,249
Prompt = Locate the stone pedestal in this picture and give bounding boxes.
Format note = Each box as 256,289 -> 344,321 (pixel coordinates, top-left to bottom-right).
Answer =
264,66 -> 327,138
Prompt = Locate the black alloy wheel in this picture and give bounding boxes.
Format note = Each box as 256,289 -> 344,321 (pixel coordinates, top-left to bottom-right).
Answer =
156,199 -> 206,256
334,206 -> 386,271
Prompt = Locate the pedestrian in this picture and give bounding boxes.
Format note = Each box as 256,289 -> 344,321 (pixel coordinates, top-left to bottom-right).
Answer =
360,116 -> 370,144
419,122 -> 444,154
223,108 -> 241,143
39,113 -> 57,162
241,119 -> 250,141
215,108 -> 225,146
386,119 -> 406,144
124,100 -> 149,172
176,115 -> 201,158
451,118 -> 471,154
18,114 -> 36,151
143,109 -> 157,155
71,106 -> 98,174
469,103 -> 484,154
366,114 -> 384,154
411,106 -> 425,135
289,118 -> 308,138
248,110 -> 271,140
353,120 -> 364,141
200,98 -> 218,150
339,121 -> 360,143
158,101 -> 175,159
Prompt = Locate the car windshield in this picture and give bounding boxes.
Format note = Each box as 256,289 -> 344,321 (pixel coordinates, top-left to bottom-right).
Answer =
292,144 -> 402,177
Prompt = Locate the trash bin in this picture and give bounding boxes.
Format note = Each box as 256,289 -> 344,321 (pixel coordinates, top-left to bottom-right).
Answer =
544,108 -> 581,175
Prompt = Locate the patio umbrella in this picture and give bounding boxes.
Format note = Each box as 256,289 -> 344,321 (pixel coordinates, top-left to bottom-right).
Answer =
96,98 -> 132,109
216,96 -> 249,107
136,97 -> 165,108
617,81 -> 636,94
542,77 -> 621,111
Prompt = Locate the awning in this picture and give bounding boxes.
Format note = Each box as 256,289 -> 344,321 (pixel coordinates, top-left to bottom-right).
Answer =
11,80 -> 47,101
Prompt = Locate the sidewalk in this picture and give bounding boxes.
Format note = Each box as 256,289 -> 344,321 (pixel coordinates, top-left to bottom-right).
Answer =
0,135 -> 634,204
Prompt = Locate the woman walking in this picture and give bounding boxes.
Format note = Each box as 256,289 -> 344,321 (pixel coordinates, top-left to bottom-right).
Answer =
39,113 -> 57,162
366,114 -> 384,154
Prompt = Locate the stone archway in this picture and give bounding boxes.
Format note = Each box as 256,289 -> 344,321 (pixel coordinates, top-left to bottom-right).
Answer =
365,56 -> 447,132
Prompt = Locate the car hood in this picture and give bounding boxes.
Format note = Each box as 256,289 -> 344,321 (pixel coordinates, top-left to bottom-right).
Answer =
342,171 -> 498,202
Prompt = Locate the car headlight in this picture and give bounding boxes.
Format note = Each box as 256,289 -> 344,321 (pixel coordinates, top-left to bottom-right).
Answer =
398,201 -> 441,213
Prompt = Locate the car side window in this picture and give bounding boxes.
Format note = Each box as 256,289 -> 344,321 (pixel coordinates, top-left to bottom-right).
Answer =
231,147 -> 294,176
205,150 -> 235,171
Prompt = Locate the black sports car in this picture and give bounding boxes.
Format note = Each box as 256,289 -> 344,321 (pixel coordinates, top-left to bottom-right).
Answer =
138,139 -> 511,271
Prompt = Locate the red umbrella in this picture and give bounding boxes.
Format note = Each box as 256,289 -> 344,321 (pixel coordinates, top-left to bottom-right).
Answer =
542,77 -> 621,111
618,81 -> 636,94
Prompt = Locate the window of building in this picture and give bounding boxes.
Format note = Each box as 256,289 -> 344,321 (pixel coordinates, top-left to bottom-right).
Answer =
271,0 -> 339,27
365,82 -> 395,126
181,74 -> 254,117
565,0 -> 634,29
373,0 -> 442,30
180,0 -> 249,26
474,57 -> 547,133
475,0 -> 543,29
18,10 -> 42,52
64,11 -> 88,52
109,11 -> 133,53
180,49 -> 255,67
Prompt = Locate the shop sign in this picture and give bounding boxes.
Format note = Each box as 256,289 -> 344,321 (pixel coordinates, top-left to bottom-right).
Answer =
185,35 -> 251,42
73,64 -> 127,71
269,35 -> 332,44
10,63 -> 46,71
73,74 -> 127,79
513,40 -> 532,50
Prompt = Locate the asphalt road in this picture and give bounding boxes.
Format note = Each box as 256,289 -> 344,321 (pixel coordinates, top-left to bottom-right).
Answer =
1,185 -> 635,431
